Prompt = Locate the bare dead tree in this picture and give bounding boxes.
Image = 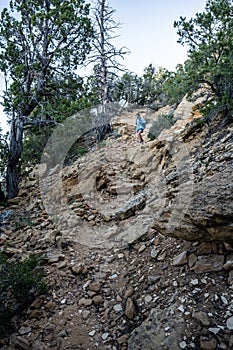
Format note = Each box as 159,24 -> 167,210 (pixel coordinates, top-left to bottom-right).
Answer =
88,0 -> 130,112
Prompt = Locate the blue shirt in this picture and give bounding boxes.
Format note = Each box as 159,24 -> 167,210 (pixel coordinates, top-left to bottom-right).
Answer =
136,117 -> 146,131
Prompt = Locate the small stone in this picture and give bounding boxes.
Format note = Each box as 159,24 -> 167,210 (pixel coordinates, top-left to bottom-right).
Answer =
89,330 -> 96,337
157,251 -> 167,261
125,298 -> 135,320
145,295 -> 152,303
28,310 -> 44,319
193,311 -> 210,326
71,264 -> 88,275
56,260 -> 67,269
138,244 -> 146,253
47,253 -> 65,263
226,316 -> 233,330
228,270 -> 233,285
89,281 -> 102,292
193,255 -> 224,273
93,295 -> 104,305
173,280 -> 178,287
124,286 -> 134,298
179,341 -> 187,349
10,335 -> 30,350
173,251 -> 188,266
197,242 -> 212,254
44,300 -> 56,311
223,253 -> 233,270
178,305 -> 185,313
102,333 -> 109,341
113,304 -> 123,313
150,248 -> 160,258
116,294 -> 122,302
200,336 -> 217,350
30,298 -> 44,309
220,295 -> 228,305
78,298 -> 92,307
188,253 -> 198,267
82,310 -> 91,320
208,327 -> 221,335
58,330 -> 67,338
18,326 -> 32,335
117,334 -> 130,344
190,278 -> 199,285
33,340 -> 49,350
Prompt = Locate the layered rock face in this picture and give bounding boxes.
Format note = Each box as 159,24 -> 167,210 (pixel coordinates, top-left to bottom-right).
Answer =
150,113 -> 233,242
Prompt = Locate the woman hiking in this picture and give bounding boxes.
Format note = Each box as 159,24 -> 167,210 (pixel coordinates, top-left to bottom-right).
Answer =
136,112 -> 146,144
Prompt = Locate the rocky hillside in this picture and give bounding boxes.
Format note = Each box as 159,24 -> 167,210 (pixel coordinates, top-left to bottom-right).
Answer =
0,102 -> 233,350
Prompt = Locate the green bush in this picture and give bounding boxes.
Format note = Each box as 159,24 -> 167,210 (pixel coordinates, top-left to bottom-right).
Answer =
64,146 -> 89,166
0,252 -> 48,337
148,113 -> 174,140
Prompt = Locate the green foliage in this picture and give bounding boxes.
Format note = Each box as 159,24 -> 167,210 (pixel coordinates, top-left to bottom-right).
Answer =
112,65 -> 171,106
159,65 -> 188,106
14,217 -> 34,230
21,127 -> 52,173
0,0 -> 95,197
0,252 -> 48,337
174,0 -> 233,116
64,146 -> 89,166
21,93 -> 96,172
0,0 -> 94,116
111,72 -> 141,103
148,113 -> 174,140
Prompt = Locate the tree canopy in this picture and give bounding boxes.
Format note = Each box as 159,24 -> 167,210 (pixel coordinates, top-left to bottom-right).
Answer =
0,0 -> 94,198
174,0 -> 233,116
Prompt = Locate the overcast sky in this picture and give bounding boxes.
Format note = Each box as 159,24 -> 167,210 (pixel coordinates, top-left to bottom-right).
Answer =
0,0 -> 206,132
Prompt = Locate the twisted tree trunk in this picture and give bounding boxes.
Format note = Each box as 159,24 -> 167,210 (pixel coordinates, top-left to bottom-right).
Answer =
6,115 -> 24,199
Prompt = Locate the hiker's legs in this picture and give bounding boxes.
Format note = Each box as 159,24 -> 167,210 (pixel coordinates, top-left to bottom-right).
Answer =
137,129 -> 143,143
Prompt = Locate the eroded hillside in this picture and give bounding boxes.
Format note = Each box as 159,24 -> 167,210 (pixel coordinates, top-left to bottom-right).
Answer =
0,103 -> 233,350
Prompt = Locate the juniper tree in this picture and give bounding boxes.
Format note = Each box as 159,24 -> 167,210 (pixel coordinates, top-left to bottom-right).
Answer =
174,0 -> 233,116
0,0 -> 93,198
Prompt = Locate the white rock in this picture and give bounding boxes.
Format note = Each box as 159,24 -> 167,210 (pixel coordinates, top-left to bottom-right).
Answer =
208,327 -> 221,335
145,295 -> 152,303
179,341 -> 187,348
113,304 -> 122,312
220,295 -> 228,305
190,278 -> 199,285
226,316 -> 233,330
102,333 -> 109,340
89,330 -> 96,337
178,305 -> 185,313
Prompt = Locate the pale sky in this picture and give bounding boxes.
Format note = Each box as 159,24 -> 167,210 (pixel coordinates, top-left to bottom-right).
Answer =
109,0 -> 206,74
0,0 -> 206,132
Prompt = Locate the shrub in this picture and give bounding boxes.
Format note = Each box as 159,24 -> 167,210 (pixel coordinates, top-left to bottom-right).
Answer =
0,252 -> 48,337
148,113 -> 174,140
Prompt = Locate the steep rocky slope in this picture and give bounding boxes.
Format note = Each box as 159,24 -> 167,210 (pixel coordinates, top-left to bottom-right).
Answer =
0,103 -> 233,350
